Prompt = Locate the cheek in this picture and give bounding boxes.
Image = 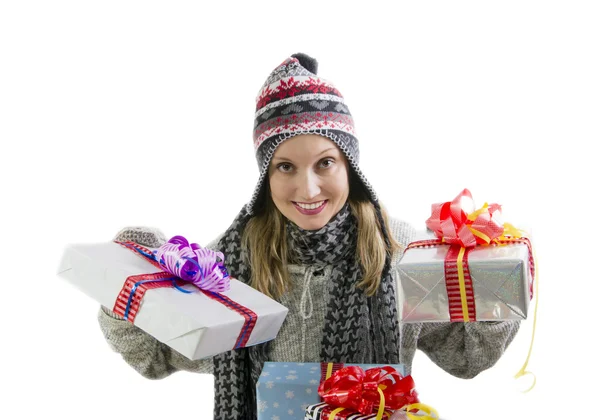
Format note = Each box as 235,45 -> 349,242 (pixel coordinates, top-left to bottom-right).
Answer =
269,176 -> 291,200
338,181 -> 350,198
332,167 -> 350,196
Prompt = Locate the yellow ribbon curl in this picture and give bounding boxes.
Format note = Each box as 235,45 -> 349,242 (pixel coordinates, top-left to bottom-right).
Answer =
466,206 -> 539,392
405,403 -> 440,420
513,249 -> 539,393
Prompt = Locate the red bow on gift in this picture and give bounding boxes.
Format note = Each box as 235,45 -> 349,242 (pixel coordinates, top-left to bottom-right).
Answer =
318,366 -> 419,416
425,188 -> 505,248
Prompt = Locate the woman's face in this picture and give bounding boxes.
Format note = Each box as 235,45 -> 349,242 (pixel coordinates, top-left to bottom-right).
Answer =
268,134 -> 350,231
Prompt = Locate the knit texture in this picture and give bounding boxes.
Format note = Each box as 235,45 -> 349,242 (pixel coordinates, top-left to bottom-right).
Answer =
247,52 -> 377,216
285,203 -> 400,364
217,54 -> 398,420
98,221 -> 521,413
209,202 -> 399,420
215,54 -> 399,419
96,54 -> 520,420
268,264 -> 330,362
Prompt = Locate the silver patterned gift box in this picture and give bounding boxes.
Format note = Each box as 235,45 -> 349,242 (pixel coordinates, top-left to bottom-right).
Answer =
396,236 -> 534,323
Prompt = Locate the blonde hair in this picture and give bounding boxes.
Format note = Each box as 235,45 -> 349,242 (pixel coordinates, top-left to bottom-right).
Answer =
241,172 -> 401,299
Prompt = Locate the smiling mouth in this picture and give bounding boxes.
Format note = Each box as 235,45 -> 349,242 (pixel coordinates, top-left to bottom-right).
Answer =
293,200 -> 327,210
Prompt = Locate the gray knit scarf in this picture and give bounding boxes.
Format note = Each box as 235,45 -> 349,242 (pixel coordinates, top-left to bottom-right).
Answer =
212,202 -> 400,420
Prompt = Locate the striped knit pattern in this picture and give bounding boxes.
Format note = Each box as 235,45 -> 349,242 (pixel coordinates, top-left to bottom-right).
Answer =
246,53 -> 377,215
253,65 -> 354,149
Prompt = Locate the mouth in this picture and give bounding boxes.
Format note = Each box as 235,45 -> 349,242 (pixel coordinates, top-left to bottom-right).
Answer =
292,200 -> 328,215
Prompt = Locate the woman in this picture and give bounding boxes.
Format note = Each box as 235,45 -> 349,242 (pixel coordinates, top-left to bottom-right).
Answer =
99,53 -> 520,419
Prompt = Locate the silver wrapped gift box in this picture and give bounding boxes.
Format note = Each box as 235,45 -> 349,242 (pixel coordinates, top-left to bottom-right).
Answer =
397,238 -> 534,323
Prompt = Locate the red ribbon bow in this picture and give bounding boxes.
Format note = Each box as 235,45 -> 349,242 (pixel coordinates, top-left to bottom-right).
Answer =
318,366 -> 420,415
425,188 -> 504,248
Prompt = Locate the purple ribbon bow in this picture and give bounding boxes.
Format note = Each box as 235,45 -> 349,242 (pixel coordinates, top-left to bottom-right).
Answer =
153,235 -> 230,293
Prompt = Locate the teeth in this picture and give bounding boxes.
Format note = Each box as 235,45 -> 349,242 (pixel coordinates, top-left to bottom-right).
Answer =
296,200 -> 325,210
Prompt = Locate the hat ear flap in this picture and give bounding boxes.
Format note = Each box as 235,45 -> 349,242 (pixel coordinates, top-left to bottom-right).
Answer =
348,167 -> 370,202
252,178 -> 270,215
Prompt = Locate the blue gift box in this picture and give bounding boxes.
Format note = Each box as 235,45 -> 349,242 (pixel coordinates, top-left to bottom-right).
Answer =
256,362 -> 406,420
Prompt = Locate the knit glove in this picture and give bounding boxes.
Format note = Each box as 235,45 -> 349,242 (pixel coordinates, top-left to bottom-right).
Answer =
113,226 -> 167,248
101,226 -> 167,319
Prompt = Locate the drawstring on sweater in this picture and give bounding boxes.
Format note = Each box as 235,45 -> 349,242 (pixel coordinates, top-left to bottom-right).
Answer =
300,269 -> 314,361
300,269 -> 314,320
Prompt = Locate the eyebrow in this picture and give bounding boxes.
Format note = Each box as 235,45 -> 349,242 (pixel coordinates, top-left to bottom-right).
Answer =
273,147 -> 338,162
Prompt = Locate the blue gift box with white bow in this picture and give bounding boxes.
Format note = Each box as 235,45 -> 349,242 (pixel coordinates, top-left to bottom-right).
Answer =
256,362 -> 406,420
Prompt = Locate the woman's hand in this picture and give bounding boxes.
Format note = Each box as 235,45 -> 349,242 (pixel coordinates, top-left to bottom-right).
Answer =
100,226 -> 166,319
113,226 -> 167,248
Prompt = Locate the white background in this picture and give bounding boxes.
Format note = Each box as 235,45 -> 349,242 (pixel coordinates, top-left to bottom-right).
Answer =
1,1 -> 598,419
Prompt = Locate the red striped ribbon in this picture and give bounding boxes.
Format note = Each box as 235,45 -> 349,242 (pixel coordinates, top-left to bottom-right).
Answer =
112,241 -> 257,348
198,288 -> 258,349
112,272 -> 185,321
444,245 -> 476,322
320,363 -> 345,403
320,362 -> 345,383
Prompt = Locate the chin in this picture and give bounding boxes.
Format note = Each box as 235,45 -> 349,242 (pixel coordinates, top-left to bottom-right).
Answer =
288,213 -> 328,231
296,220 -> 327,231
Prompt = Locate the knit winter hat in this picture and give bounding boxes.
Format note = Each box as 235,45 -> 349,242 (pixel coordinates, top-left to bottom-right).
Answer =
246,52 -> 378,215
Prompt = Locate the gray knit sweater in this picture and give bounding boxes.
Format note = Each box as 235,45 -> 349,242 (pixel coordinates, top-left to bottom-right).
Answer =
98,219 -> 520,381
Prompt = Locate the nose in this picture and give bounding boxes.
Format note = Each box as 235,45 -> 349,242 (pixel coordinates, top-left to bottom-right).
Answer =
297,170 -> 321,201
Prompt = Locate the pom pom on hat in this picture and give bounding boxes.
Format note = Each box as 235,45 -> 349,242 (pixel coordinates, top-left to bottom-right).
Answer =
291,52 -> 318,74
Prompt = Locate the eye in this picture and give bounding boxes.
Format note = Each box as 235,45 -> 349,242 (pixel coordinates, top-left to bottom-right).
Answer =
320,158 -> 335,168
276,162 -> 293,173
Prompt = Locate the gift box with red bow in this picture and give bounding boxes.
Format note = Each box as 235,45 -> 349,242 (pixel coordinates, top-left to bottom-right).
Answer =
256,362 -> 406,420
304,365 -> 438,420
397,189 -> 536,323
57,236 -> 288,359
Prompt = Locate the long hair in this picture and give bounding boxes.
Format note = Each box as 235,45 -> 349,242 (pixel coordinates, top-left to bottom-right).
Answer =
241,169 -> 401,299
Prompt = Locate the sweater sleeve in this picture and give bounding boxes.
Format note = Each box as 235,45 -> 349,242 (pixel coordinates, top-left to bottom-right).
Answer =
97,227 -> 214,379
388,217 -> 521,379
